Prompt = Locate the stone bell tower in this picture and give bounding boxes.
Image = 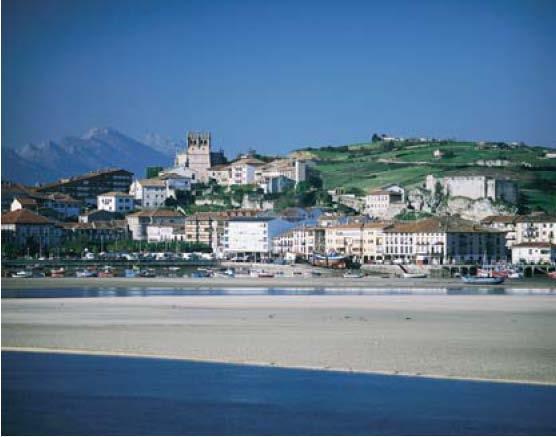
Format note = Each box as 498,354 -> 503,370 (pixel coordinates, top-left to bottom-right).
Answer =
186,132 -> 212,182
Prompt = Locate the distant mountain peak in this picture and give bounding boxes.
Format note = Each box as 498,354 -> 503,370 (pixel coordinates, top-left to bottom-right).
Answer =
81,127 -> 120,140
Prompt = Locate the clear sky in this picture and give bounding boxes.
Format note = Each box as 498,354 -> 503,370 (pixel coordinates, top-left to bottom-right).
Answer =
3,0 -> 556,155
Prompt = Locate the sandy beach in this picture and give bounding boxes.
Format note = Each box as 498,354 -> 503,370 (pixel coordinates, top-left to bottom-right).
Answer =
3,283 -> 556,384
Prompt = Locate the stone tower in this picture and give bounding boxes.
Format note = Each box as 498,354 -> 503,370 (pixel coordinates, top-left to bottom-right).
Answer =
186,132 -> 212,182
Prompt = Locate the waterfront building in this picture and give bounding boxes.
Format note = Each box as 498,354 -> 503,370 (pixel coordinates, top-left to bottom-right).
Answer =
224,216 -> 296,260
511,242 -> 556,264
97,192 -> 135,213
62,220 -> 129,246
361,222 -> 390,263
35,168 -> 133,206
1,209 -> 62,252
481,215 -> 518,248
125,209 -> 184,241
425,174 -> 518,204
515,214 -> 556,245
325,223 -> 365,259
382,217 -> 507,265
146,224 -> 187,243
272,225 -> 325,260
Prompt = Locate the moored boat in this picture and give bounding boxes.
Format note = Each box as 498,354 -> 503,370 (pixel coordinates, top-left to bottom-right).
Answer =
50,267 -> 65,278
402,272 -> 427,279
12,270 -> 33,278
461,276 -> 504,284
75,270 -> 97,278
343,270 -> 364,278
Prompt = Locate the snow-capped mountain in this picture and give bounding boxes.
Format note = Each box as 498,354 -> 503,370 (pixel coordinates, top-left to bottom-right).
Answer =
2,128 -> 171,185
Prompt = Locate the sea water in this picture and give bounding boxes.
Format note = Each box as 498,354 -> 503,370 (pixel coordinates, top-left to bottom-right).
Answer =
2,351 -> 556,435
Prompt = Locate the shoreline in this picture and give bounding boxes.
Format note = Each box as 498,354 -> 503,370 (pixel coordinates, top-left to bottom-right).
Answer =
3,276 -> 556,290
4,346 -> 555,387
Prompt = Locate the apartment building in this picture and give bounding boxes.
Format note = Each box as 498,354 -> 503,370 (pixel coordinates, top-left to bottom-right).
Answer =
229,157 -> 265,186
97,192 -> 135,213
272,225 -> 325,260
325,224 -> 365,259
382,217 -> 507,265
224,216 -> 296,260
515,214 -> 556,245
11,193 -> 82,219
36,168 -> 133,206
481,215 -> 518,248
511,242 -> 556,264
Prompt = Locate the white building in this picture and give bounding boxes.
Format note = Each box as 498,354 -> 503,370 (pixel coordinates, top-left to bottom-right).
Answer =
229,157 -> 265,186
382,217 -> 507,265
125,209 -> 184,241
130,175 -> 191,209
512,243 -> 556,264
364,185 -> 405,218
224,216 -> 296,260
146,224 -> 187,243
425,174 -> 518,204
97,192 -> 135,213
255,159 -> 307,185
515,215 -> 556,245
481,215 -> 518,248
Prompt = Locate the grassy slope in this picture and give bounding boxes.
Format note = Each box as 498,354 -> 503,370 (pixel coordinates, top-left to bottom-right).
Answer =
302,141 -> 556,213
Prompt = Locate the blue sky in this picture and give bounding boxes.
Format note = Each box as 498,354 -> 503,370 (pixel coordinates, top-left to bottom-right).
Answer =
3,0 -> 556,155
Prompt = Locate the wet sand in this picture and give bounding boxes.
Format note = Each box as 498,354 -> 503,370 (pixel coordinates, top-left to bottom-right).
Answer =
3,276 -> 556,290
3,293 -> 556,384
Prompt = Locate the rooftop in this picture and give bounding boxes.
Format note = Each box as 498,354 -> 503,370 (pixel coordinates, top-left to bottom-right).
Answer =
384,217 -> 501,234
98,191 -> 134,197
513,242 -> 556,248
1,209 -> 53,225
127,209 -> 183,218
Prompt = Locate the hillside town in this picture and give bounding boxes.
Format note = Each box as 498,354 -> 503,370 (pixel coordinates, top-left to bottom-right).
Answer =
2,131 -> 555,277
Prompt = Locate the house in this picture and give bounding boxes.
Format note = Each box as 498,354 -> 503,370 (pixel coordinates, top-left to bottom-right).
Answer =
512,242 -> 556,264
224,216 -> 297,260
364,185 -> 405,218
259,175 -> 294,194
1,209 -> 62,252
515,214 -> 556,245
125,209 -> 184,241
255,158 -> 307,185
129,178 -> 167,209
36,168 -> 133,206
97,192 -> 135,213
130,174 -> 192,209
11,193 -> 82,219
208,164 -> 231,186
2,182 -> 34,212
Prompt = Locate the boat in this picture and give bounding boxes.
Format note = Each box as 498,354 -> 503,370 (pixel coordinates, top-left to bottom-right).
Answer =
12,270 -> 33,278
311,252 -> 347,269
139,269 -> 156,278
461,276 -> 504,284
258,271 -> 275,278
402,272 -> 427,279
98,266 -> 114,278
50,267 -> 65,278
343,271 -> 364,278
507,271 -> 524,279
75,270 -> 97,278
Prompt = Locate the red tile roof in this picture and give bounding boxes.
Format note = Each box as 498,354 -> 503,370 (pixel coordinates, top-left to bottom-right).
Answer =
1,209 -> 52,225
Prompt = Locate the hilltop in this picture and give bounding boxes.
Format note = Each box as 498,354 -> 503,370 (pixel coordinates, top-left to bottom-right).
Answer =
295,139 -> 556,214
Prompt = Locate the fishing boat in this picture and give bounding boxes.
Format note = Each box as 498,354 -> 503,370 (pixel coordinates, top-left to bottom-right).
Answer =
311,252 -> 347,269
50,267 -> 65,278
12,270 -> 33,278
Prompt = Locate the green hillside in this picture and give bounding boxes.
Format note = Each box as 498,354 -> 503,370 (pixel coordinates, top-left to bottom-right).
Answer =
296,140 -> 556,213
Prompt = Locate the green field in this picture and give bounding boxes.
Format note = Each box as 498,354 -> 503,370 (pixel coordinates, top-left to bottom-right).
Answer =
298,140 -> 556,213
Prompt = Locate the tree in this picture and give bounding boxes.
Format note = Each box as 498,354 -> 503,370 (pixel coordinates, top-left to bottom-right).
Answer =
371,133 -> 382,143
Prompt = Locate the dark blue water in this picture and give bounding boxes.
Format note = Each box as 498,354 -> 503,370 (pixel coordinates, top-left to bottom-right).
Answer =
2,351 -> 555,435
3,286 -> 555,299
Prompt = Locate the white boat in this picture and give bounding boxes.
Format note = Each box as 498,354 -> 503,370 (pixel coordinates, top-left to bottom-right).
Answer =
507,271 -> 523,279
461,276 -> 504,284
402,272 -> 427,279
12,270 -> 33,278
75,270 -> 97,278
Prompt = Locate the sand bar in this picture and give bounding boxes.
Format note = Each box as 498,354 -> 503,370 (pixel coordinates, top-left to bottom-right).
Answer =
3,291 -> 556,384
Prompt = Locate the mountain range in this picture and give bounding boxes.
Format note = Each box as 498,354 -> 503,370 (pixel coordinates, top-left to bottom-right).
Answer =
2,128 -> 176,185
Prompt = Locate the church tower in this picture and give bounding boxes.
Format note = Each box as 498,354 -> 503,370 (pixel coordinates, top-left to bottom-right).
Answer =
186,132 -> 212,182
